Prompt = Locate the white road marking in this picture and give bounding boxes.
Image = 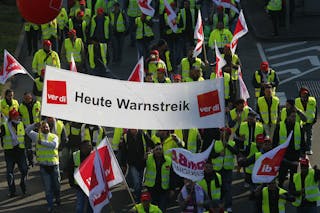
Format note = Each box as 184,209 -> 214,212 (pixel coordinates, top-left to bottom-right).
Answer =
271,56 -> 320,67
265,41 -> 307,52
268,46 -> 320,60
276,92 -> 287,106
279,66 -> 320,85
256,42 -> 267,62
277,68 -> 301,75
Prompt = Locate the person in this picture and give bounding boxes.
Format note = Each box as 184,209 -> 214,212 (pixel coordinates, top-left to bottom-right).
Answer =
81,123 -> 105,147
153,130 -> 184,154
180,46 -> 205,82
179,0 -> 196,55
56,7 -> 68,53
228,99 -> 250,134
68,10 -> 88,44
0,109 -> 28,197
87,38 -> 108,76
157,39 -> 174,75
256,83 -> 280,138
177,178 -> 209,213
209,127 -> 239,213
197,161 -> 222,212
26,121 -> 60,213
135,14 -> 154,59
255,180 -> 295,213
76,0 -> 92,26
211,6 -> 229,30
267,0 -> 282,36
208,21 -> 233,52
291,158 -> 320,213
89,8 -> 111,44
273,111 -> 305,190
41,19 -> 58,52
111,127 -> 124,154
124,0 -> 141,46
68,140 -> 93,213
143,144 -> 173,212
33,68 -> 45,102
295,87 -> 317,155
130,191 -> 162,212
120,129 -> 154,202
1,89 -> 20,119
154,68 -> 171,83
147,50 -> 167,77
110,1 -> 127,63
184,66 -> 204,82
252,61 -> 279,99
173,74 -> 182,83
24,21 -> 39,56
174,128 -> 202,153
210,65 -> 231,104
280,99 -> 307,123
32,40 -> 60,77
66,121 -> 84,153
61,29 -> 86,73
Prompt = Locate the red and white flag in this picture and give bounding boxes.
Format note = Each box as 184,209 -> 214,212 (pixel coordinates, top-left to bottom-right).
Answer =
215,41 -> 226,78
128,57 -> 144,82
69,53 -> 77,72
193,10 -> 204,58
1,50 -> 27,84
74,137 -> 124,196
88,149 -> 112,213
212,0 -> 239,14
230,10 -> 248,54
238,66 -> 250,103
138,0 -> 155,17
164,0 -> 178,33
252,132 -> 292,183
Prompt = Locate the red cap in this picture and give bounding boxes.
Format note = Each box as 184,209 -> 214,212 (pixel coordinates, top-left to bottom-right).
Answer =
150,50 -> 159,56
41,69 -> 45,77
9,109 -> 20,119
157,67 -> 166,73
79,0 -> 86,5
174,74 -> 182,80
256,134 -> 265,143
77,10 -> 84,17
43,40 -> 52,47
300,87 -> 309,95
220,127 -> 231,134
260,61 -> 269,71
68,29 -> 77,36
224,43 -> 231,48
97,7 -> 104,15
140,192 -> 151,201
300,158 -> 309,166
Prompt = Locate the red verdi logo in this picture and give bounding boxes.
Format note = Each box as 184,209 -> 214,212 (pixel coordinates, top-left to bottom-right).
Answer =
47,80 -> 67,104
197,90 -> 221,117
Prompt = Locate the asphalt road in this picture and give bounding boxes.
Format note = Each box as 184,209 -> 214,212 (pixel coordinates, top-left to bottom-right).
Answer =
1,22 -> 320,213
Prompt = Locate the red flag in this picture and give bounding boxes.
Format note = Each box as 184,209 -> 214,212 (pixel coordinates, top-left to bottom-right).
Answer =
128,57 -> 144,82
74,138 -> 124,196
238,66 -> 250,104
138,0 -> 155,17
164,0 -> 178,33
1,49 -> 27,84
193,10 -> 204,58
88,149 -> 112,213
215,41 -> 226,78
69,53 -> 77,72
252,132 -> 292,183
230,10 -> 248,54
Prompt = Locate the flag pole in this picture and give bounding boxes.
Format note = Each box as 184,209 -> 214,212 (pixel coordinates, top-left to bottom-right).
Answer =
25,70 -> 35,82
104,136 -> 137,208
202,43 -> 208,64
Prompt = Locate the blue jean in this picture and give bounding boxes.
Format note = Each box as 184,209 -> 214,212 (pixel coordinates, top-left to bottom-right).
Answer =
303,123 -> 313,151
40,165 -> 61,209
127,165 -> 144,202
76,188 -> 93,213
4,148 -> 28,194
220,169 -> 233,210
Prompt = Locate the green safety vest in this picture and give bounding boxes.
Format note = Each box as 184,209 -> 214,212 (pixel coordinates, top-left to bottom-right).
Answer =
68,18 -> 87,42
239,121 -> 264,146
257,96 -> 279,125
90,15 -> 110,40
197,174 -> 222,200
110,12 -> 126,33
25,22 -> 39,31
212,13 -> 229,29
208,29 -> 233,49
41,19 -> 58,39
221,53 -> 239,80
279,121 -> 301,150
293,169 -> 320,206
181,57 -> 202,80
148,60 -> 167,76
164,12 -> 181,35
245,144 -> 261,174
3,121 -> 25,149
36,133 -> 59,165
210,72 -> 230,99
229,107 -> 250,132
184,76 -> 204,82
295,97 -> 316,124
180,8 -> 195,31
164,50 -> 173,72
64,38 -> 83,62
135,16 -> 154,39
280,108 -> 302,124
112,128 -> 123,151
144,154 -> 172,189
32,49 -> 60,76
54,120 -> 64,144
267,0 -> 282,11
75,8 -> 92,25
127,0 -> 141,17
82,125 -> 104,146
175,129 -> 199,153
88,43 -> 107,68
262,187 -> 287,213
34,78 -> 43,101
212,140 -> 236,171
133,203 -> 162,213
19,101 -> 41,126
57,8 -> 68,30
254,70 -> 276,97
1,99 -> 19,117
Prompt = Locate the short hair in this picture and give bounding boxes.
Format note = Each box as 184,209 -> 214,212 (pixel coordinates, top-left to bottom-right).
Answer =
5,89 -> 13,96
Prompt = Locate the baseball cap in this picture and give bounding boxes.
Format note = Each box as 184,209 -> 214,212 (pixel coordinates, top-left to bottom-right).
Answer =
256,134 -> 265,143
173,74 -> 182,80
140,192 -> 151,201
43,40 -> 52,47
260,61 -> 269,71
9,109 -> 20,119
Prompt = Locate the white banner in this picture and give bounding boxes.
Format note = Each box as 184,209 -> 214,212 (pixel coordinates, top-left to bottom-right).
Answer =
167,143 -> 214,181
41,66 -> 225,129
